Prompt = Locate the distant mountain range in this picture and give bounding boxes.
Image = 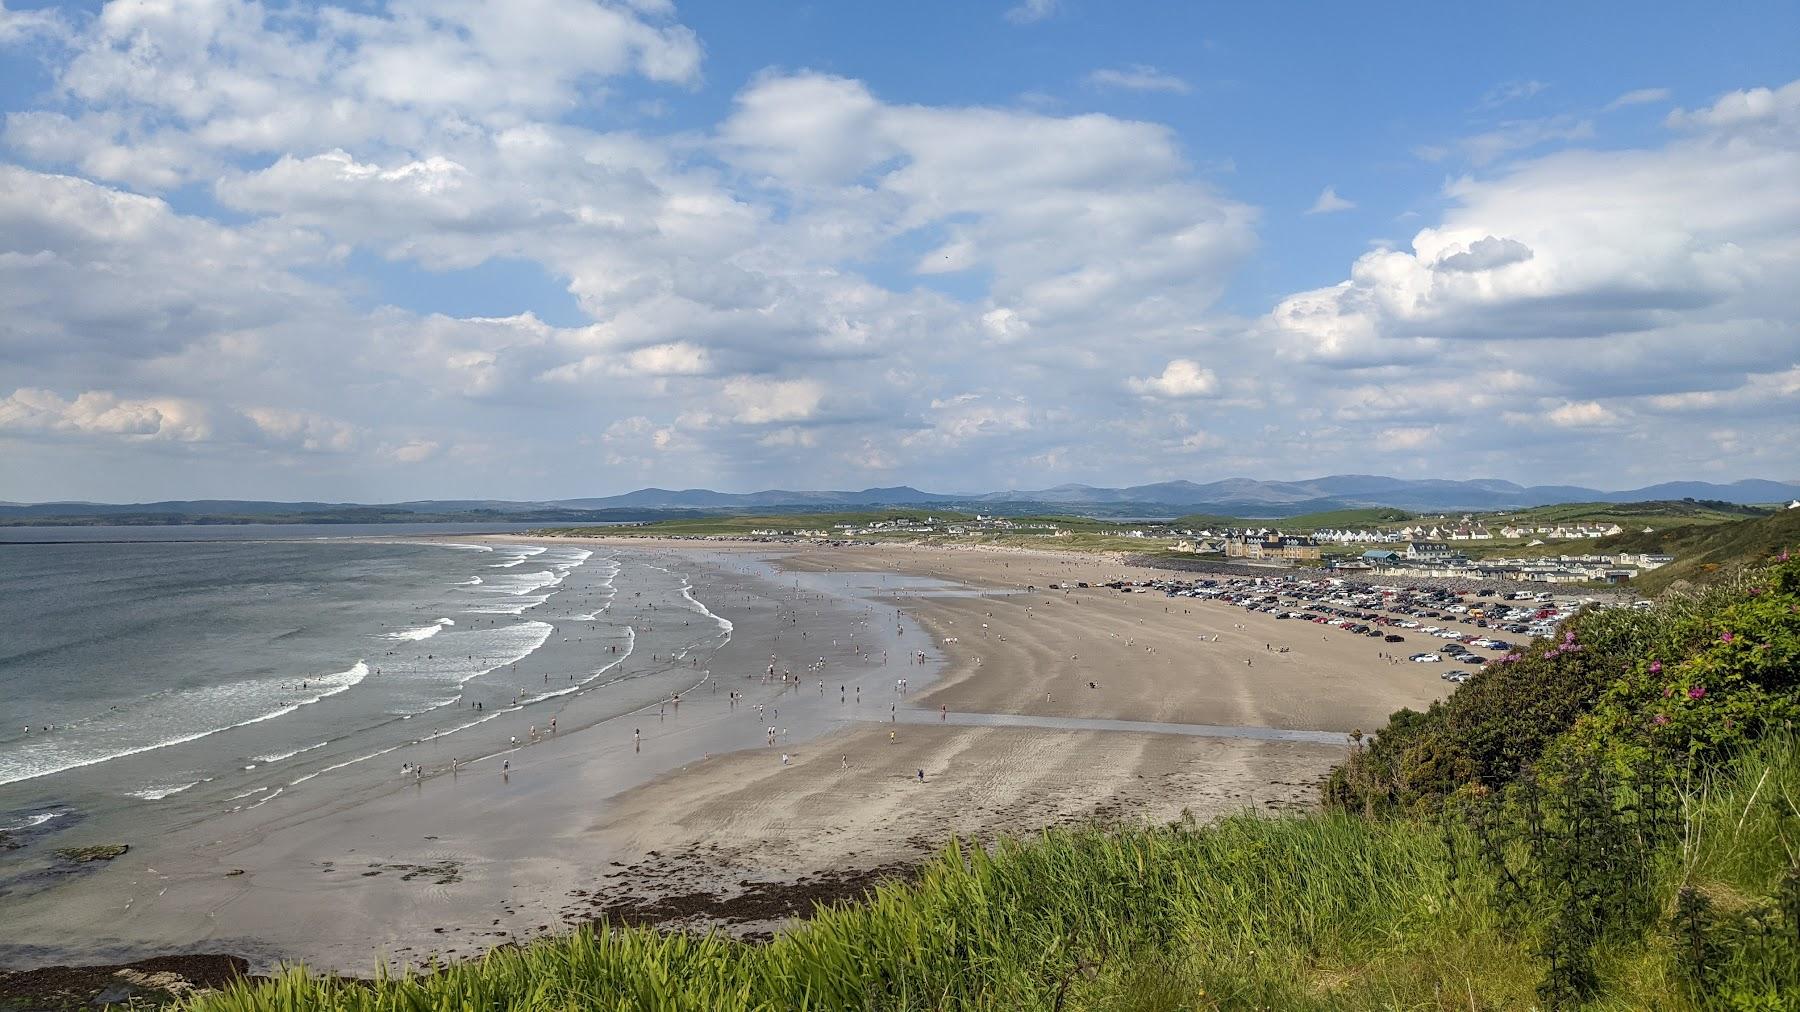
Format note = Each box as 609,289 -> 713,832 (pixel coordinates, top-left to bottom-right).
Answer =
4,476 -> 1798,526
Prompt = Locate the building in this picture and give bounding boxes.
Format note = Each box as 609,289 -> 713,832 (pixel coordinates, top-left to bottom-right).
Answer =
1361,549 -> 1401,564
1406,541 -> 1454,561
1224,534 -> 1321,562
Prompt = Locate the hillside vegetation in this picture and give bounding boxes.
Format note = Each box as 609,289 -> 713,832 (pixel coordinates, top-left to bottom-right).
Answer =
1483,499 -> 1770,529
1600,507 -> 1800,594
1172,507 -> 1417,530
185,546 -> 1800,1011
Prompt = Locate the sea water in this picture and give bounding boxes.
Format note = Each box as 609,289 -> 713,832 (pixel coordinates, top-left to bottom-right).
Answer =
0,528 -> 672,844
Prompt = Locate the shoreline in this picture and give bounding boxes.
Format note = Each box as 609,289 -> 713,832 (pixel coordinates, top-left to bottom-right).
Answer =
2,538 -> 1450,994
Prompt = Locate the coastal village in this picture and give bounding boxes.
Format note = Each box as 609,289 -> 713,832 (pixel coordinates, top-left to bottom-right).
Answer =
729,510 -> 1690,586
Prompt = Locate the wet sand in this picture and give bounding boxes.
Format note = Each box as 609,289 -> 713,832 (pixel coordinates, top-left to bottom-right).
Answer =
1,539 -> 1447,975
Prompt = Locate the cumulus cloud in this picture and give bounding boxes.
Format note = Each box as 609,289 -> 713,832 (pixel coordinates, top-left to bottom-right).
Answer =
722,377 -> 826,424
7,0 -> 702,188
1128,360 -> 1218,398
0,2 -> 1795,497
1544,401 -> 1622,428
1432,236 -> 1533,272
0,388 -> 211,441
1259,78 -> 1800,480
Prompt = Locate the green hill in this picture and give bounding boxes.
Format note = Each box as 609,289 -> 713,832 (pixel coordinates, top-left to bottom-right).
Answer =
1171,507 -> 1415,530
1602,506 -> 1800,594
1481,498 -> 1767,530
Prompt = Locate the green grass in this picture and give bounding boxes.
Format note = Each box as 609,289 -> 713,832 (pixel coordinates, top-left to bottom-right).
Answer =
180,737 -> 1800,1011
1168,508 -> 1416,531
1604,507 -> 1800,594
1478,500 -> 1768,530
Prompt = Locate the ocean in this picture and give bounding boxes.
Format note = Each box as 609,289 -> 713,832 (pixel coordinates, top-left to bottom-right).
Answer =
0,526 -> 709,851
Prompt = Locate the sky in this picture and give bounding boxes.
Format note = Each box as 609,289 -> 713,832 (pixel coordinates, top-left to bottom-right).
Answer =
1,1 -> 1798,503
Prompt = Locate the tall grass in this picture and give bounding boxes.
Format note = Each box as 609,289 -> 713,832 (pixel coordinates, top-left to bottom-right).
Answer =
185,746 -> 1799,1011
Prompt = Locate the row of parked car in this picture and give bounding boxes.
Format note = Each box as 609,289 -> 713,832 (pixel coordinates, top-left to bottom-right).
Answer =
1131,573 -> 1595,688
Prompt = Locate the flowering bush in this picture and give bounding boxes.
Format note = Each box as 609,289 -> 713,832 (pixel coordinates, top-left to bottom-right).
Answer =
1328,551 -> 1800,814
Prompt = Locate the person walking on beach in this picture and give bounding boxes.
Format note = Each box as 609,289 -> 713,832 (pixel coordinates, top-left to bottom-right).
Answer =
917,768 -> 925,783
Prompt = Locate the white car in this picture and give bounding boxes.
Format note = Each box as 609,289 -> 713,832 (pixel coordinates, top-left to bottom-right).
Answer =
1409,652 -> 1442,663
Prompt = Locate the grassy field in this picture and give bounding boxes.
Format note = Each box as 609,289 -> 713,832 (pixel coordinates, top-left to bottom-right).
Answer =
540,511 -> 1191,555
1474,499 -> 1768,530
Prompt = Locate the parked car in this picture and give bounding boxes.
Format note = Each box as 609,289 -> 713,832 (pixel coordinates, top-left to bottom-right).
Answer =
1384,634 -> 1405,642
1409,653 -> 1442,663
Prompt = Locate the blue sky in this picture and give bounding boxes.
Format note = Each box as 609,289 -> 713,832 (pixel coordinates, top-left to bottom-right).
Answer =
1,0 -> 1797,500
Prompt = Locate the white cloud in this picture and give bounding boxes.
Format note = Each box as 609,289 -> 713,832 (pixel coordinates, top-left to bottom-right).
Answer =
0,3 -> 1795,497
1306,186 -> 1355,215
388,439 -> 441,463
1478,80 -> 1549,110
0,1 -> 66,44
1128,360 -> 1218,398
1005,0 -> 1058,25
1606,87 -> 1672,111
1085,65 -> 1191,95
1544,401 -> 1621,428
1378,426 -> 1436,450
0,388 -> 211,441
722,377 -> 825,424
1460,117 -> 1594,166
1666,79 -> 1800,133
7,0 -> 702,188
980,307 -> 1032,342
1268,80 -> 1800,366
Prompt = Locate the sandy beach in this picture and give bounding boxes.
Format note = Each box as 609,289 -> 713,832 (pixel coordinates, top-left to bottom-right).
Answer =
2,538 -> 1449,975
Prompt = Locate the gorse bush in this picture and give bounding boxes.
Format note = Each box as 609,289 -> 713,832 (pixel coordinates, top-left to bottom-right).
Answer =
185,552 -> 1800,1011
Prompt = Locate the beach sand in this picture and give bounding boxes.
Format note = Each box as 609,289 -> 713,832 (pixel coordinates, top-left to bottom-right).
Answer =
1,539 -> 1450,976
549,541 -> 1448,934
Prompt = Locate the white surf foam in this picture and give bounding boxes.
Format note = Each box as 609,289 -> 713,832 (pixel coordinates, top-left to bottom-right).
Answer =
0,811 -> 63,832
126,780 -> 201,801
681,582 -> 735,637
387,618 -> 454,641
0,660 -> 371,788
251,741 -> 328,764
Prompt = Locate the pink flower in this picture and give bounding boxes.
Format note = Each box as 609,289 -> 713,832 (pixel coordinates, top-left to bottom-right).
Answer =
1781,548 -> 1791,562
1721,631 -> 1734,643
1652,713 -> 1669,726
1688,685 -> 1707,700
1650,660 -> 1662,674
